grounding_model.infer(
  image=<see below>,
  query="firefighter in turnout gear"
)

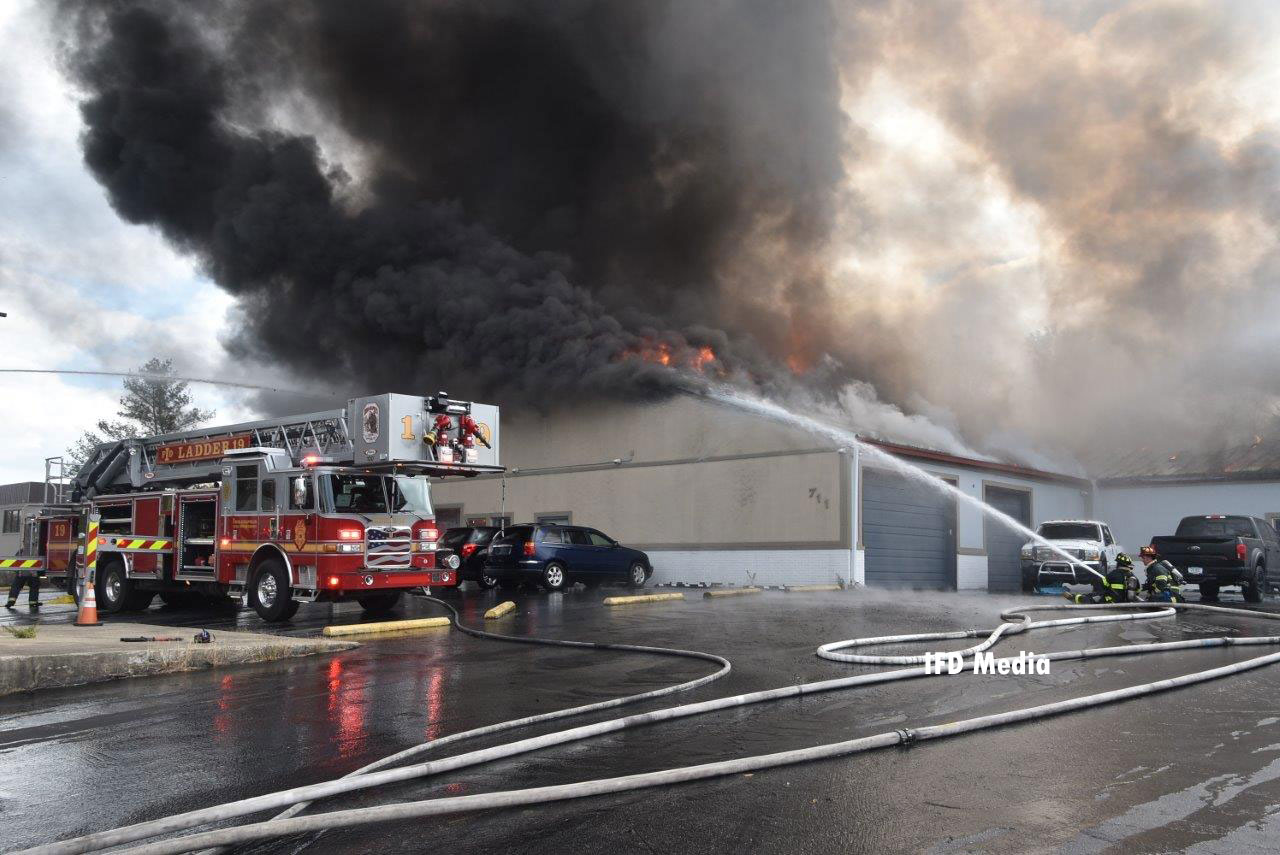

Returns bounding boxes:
[5,565,42,610]
[1064,552,1140,604]
[1138,545,1184,602]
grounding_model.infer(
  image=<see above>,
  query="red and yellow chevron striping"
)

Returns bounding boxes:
[101,537,174,552]
[0,558,43,569]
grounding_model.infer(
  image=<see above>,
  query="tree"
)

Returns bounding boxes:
[67,358,215,471]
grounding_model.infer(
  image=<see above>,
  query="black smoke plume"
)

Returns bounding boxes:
[60,0,845,410]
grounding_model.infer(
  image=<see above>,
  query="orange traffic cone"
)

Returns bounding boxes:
[74,515,103,627]
[73,579,102,627]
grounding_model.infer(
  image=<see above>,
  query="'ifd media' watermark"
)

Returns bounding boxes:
[922,651,1050,675]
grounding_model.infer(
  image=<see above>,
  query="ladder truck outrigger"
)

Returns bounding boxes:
[9,393,500,621]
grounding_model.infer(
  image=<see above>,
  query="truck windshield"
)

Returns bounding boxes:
[324,474,434,515]
[1175,516,1255,538]
[389,476,432,513]
[1037,523,1099,541]
[325,475,389,514]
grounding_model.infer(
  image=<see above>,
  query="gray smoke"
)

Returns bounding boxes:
[55,0,1280,469]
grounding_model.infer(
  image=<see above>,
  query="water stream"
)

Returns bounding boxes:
[702,386,1104,583]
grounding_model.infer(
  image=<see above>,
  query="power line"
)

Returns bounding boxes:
[0,368,330,395]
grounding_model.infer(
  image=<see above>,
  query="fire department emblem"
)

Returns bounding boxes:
[292,519,308,551]
[362,402,380,443]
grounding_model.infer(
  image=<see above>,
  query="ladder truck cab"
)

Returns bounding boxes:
[27,393,500,621]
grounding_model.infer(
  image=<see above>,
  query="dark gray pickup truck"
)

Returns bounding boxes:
[1150,515,1280,602]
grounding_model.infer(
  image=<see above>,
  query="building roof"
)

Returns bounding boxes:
[1092,436,1280,485]
[0,482,45,506]
[860,437,1092,488]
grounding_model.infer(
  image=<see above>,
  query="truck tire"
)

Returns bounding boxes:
[1021,571,1035,593]
[477,572,499,590]
[1244,565,1266,604]
[249,559,295,622]
[95,559,128,614]
[357,591,403,614]
[1199,580,1220,602]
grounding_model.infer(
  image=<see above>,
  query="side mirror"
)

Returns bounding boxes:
[292,476,310,509]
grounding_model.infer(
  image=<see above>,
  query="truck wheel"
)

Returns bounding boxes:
[541,562,567,592]
[1199,580,1220,602]
[357,591,403,614]
[477,572,499,590]
[249,560,295,622]
[1244,566,1266,604]
[95,560,128,614]
[1021,572,1035,593]
[627,562,648,589]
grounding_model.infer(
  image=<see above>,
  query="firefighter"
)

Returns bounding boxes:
[1138,545,1184,602]
[5,564,42,610]
[1064,553,1139,604]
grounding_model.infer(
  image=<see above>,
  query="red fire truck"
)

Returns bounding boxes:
[11,392,500,621]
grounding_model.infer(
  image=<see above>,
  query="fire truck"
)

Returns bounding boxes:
[10,392,500,621]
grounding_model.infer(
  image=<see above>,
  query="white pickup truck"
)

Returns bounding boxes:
[1019,519,1123,591]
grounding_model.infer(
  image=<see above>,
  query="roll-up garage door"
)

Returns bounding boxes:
[862,468,956,589]
[983,485,1031,592]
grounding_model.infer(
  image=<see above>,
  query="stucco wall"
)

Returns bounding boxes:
[1095,481,1280,552]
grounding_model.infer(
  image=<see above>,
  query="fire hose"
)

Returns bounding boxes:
[18,600,1280,855]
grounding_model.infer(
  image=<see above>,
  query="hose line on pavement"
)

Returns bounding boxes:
[18,601,1280,855]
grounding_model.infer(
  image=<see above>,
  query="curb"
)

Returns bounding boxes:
[0,638,357,697]
[322,616,451,637]
[603,593,685,607]
[784,584,845,593]
[485,601,516,619]
[703,587,763,599]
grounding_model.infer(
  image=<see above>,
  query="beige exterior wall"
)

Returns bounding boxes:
[429,395,850,549]
[492,394,832,470]
[430,449,847,549]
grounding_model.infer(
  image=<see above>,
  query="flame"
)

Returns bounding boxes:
[786,353,811,375]
[619,339,717,374]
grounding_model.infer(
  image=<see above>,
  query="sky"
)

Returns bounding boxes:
[4,0,1280,484]
[0,1,259,484]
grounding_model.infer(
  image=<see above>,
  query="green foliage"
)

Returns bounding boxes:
[3,625,37,639]
[67,358,215,471]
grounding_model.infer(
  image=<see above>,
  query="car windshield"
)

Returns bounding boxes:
[389,475,432,513]
[440,528,471,548]
[493,526,533,544]
[1037,523,1099,541]
[1175,517,1255,538]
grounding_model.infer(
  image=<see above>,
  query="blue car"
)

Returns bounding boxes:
[484,524,652,592]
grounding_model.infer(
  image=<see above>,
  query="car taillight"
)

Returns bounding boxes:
[1237,542,1248,560]
[338,528,363,541]
[523,541,536,556]
[461,543,478,558]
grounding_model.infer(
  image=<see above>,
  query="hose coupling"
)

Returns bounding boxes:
[895,728,917,747]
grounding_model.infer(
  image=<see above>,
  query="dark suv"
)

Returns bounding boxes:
[437,526,502,589]
[484,524,652,592]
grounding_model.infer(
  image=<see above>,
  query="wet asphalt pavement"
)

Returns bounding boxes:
[4,586,1280,854]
